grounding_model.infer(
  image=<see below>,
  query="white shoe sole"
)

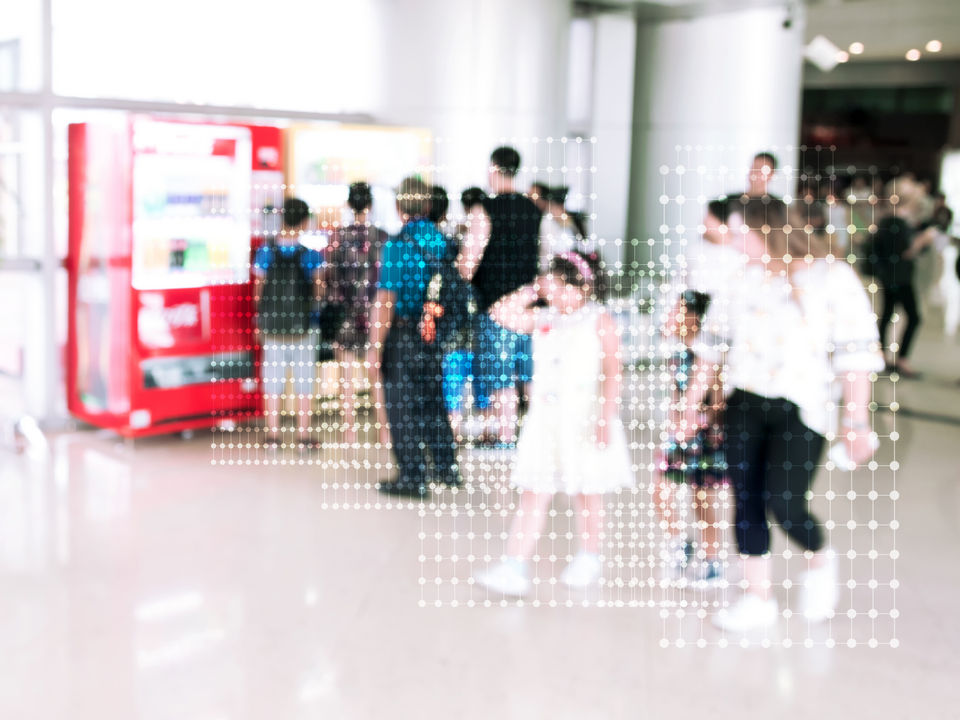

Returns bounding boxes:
[474,573,530,597]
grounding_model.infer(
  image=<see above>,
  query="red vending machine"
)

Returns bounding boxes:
[67,117,282,437]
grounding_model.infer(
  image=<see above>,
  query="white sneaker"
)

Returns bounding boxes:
[798,553,839,621]
[560,551,603,588]
[475,557,530,597]
[712,594,779,632]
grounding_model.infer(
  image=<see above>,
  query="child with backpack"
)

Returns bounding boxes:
[321,182,388,445]
[474,251,634,595]
[254,197,324,448]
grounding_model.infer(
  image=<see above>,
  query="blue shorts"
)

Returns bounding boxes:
[473,314,532,399]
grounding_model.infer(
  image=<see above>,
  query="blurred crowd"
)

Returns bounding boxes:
[251,147,956,631]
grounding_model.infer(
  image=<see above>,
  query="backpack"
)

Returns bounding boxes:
[256,241,314,335]
[321,225,380,341]
[418,242,477,353]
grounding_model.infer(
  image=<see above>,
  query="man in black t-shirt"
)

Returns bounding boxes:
[458,146,541,445]
[704,151,782,250]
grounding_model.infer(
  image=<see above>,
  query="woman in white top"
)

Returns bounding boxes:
[705,199,883,633]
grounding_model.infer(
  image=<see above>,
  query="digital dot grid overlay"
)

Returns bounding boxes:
[209,140,898,648]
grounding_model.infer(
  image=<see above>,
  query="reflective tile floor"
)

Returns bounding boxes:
[1,325,958,720]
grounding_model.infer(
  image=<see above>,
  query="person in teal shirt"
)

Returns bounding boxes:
[377,220,448,317]
[368,177,461,498]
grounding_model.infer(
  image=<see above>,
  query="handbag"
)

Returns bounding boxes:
[316,301,347,344]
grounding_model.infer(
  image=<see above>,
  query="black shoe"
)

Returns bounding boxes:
[377,479,429,498]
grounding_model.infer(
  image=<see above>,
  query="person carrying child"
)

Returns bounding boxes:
[474,251,634,595]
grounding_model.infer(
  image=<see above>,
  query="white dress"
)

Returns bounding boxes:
[511,304,635,494]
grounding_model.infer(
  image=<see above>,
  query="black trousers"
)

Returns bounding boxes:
[878,282,921,359]
[382,319,457,485]
[726,390,826,556]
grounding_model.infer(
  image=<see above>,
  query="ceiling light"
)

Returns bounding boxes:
[805,35,842,72]
[926,40,942,53]
[836,51,850,63]
[849,42,864,55]
[905,48,921,61]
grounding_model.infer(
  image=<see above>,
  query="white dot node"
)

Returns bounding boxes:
[890,520,900,530]
[890,579,900,589]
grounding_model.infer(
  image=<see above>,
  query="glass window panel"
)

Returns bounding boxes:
[0,0,42,92]
[0,108,44,259]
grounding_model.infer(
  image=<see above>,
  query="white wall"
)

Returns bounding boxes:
[370,0,571,204]
[589,14,636,265]
[53,0,385,113]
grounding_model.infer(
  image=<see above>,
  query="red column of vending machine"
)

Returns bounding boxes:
[67,117,282,437]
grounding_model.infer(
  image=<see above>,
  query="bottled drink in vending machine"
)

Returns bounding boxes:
[169,238,187,269]
[184,238,209,272]
[148,236,167,272]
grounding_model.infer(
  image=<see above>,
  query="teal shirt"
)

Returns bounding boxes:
[378,219,448,318]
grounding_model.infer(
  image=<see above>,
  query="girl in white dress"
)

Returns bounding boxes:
[475,251,634,596]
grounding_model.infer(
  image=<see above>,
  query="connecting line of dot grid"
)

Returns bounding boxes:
[205,144,898,647]
[650,153,899,647]
[411,152,899,647]
[209,139,598,469]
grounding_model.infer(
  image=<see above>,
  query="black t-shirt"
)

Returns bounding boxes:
[873,215,915,287]
[472,192,541,312]
[708,193,784,224]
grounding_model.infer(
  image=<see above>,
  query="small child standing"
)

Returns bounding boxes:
[475,251,634,596]
[654,290,728,586]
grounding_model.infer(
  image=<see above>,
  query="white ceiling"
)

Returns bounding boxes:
[806,0,960,60]
[590,0,960,60]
